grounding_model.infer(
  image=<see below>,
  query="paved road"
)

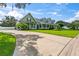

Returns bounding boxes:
[59,35,79,56]
[0,30,72,56]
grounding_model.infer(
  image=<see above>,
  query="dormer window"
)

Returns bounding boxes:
[28,18,30,20]
[27,18,31,22]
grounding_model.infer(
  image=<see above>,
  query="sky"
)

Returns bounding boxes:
[0,3,79,22]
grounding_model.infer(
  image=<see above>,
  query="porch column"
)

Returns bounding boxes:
[41,24,43,29]
[45,24,47,29]
[35,24,37,29]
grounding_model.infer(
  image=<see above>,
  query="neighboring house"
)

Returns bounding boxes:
[0,21,2,24]
[62,26,70,29]
[0,20,3,27]
[19,13,55,29]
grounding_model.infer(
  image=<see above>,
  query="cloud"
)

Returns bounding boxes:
[74,11,79,17]
[0,11,7,20]
[7,10,23,19]
[0,8,43,20]
[56,3,62,5]
[65,11,79,22]
[0,4,24,20]
[52,12,58,15]
[36,9,43,12]
[0,11,6,16]
[48,12,58,15]
[0,7,24,20]
[56,3,69,5]
[30,11,42,15]
[64,18,75,23]
[47,11,62,17]
[26,10,43,15]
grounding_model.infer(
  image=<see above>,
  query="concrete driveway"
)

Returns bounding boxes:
[0,30,72,56]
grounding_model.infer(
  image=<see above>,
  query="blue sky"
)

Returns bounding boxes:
[0,3,79,22]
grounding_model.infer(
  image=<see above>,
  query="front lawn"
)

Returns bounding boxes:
[26,30,79,38]
[0,32,16,56]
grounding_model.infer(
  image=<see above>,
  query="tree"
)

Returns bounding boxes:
[15,3,31,10]
[56,21,65,27]
[46,18,55,24]
[1,16,17,27]
[11,3,14,11]
[56,20,68,29]
[54,24,61,30]
[69,20,79,30]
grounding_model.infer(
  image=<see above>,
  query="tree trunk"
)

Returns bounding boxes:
[12,3,14,11]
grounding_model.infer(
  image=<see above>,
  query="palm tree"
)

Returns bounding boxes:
[0,3,7,7]
[15,3,30,10]
[9,3,15,11]
[11,3,14,11]
[6,3,30,12]
[0,3,31,12]
[0,3,14,11]
[15,3,31,13]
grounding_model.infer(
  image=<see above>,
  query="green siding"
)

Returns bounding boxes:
[20,13,36,24]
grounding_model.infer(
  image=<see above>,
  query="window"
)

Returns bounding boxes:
[28,18,31,22]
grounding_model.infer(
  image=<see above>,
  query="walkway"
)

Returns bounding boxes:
[0,30,72,56]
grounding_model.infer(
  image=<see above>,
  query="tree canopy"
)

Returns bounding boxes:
[1,16,17,27]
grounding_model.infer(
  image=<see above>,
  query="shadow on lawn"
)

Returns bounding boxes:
[13,33,43,56]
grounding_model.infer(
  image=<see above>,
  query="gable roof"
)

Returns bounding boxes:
[20,13,55,24]
[20,13,37,24]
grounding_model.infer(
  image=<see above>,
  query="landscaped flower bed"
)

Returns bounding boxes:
[0,32,16,56]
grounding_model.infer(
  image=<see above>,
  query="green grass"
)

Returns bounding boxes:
[26,30,79,38]
[0,32,16,56]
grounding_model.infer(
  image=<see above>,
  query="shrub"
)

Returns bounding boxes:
[54,24,62,30]
[16,23,28,30]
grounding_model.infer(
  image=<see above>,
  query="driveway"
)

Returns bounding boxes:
[0,30,72,56]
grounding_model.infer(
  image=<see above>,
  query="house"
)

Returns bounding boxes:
[62,26,70,29]
[19,13,55,30]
